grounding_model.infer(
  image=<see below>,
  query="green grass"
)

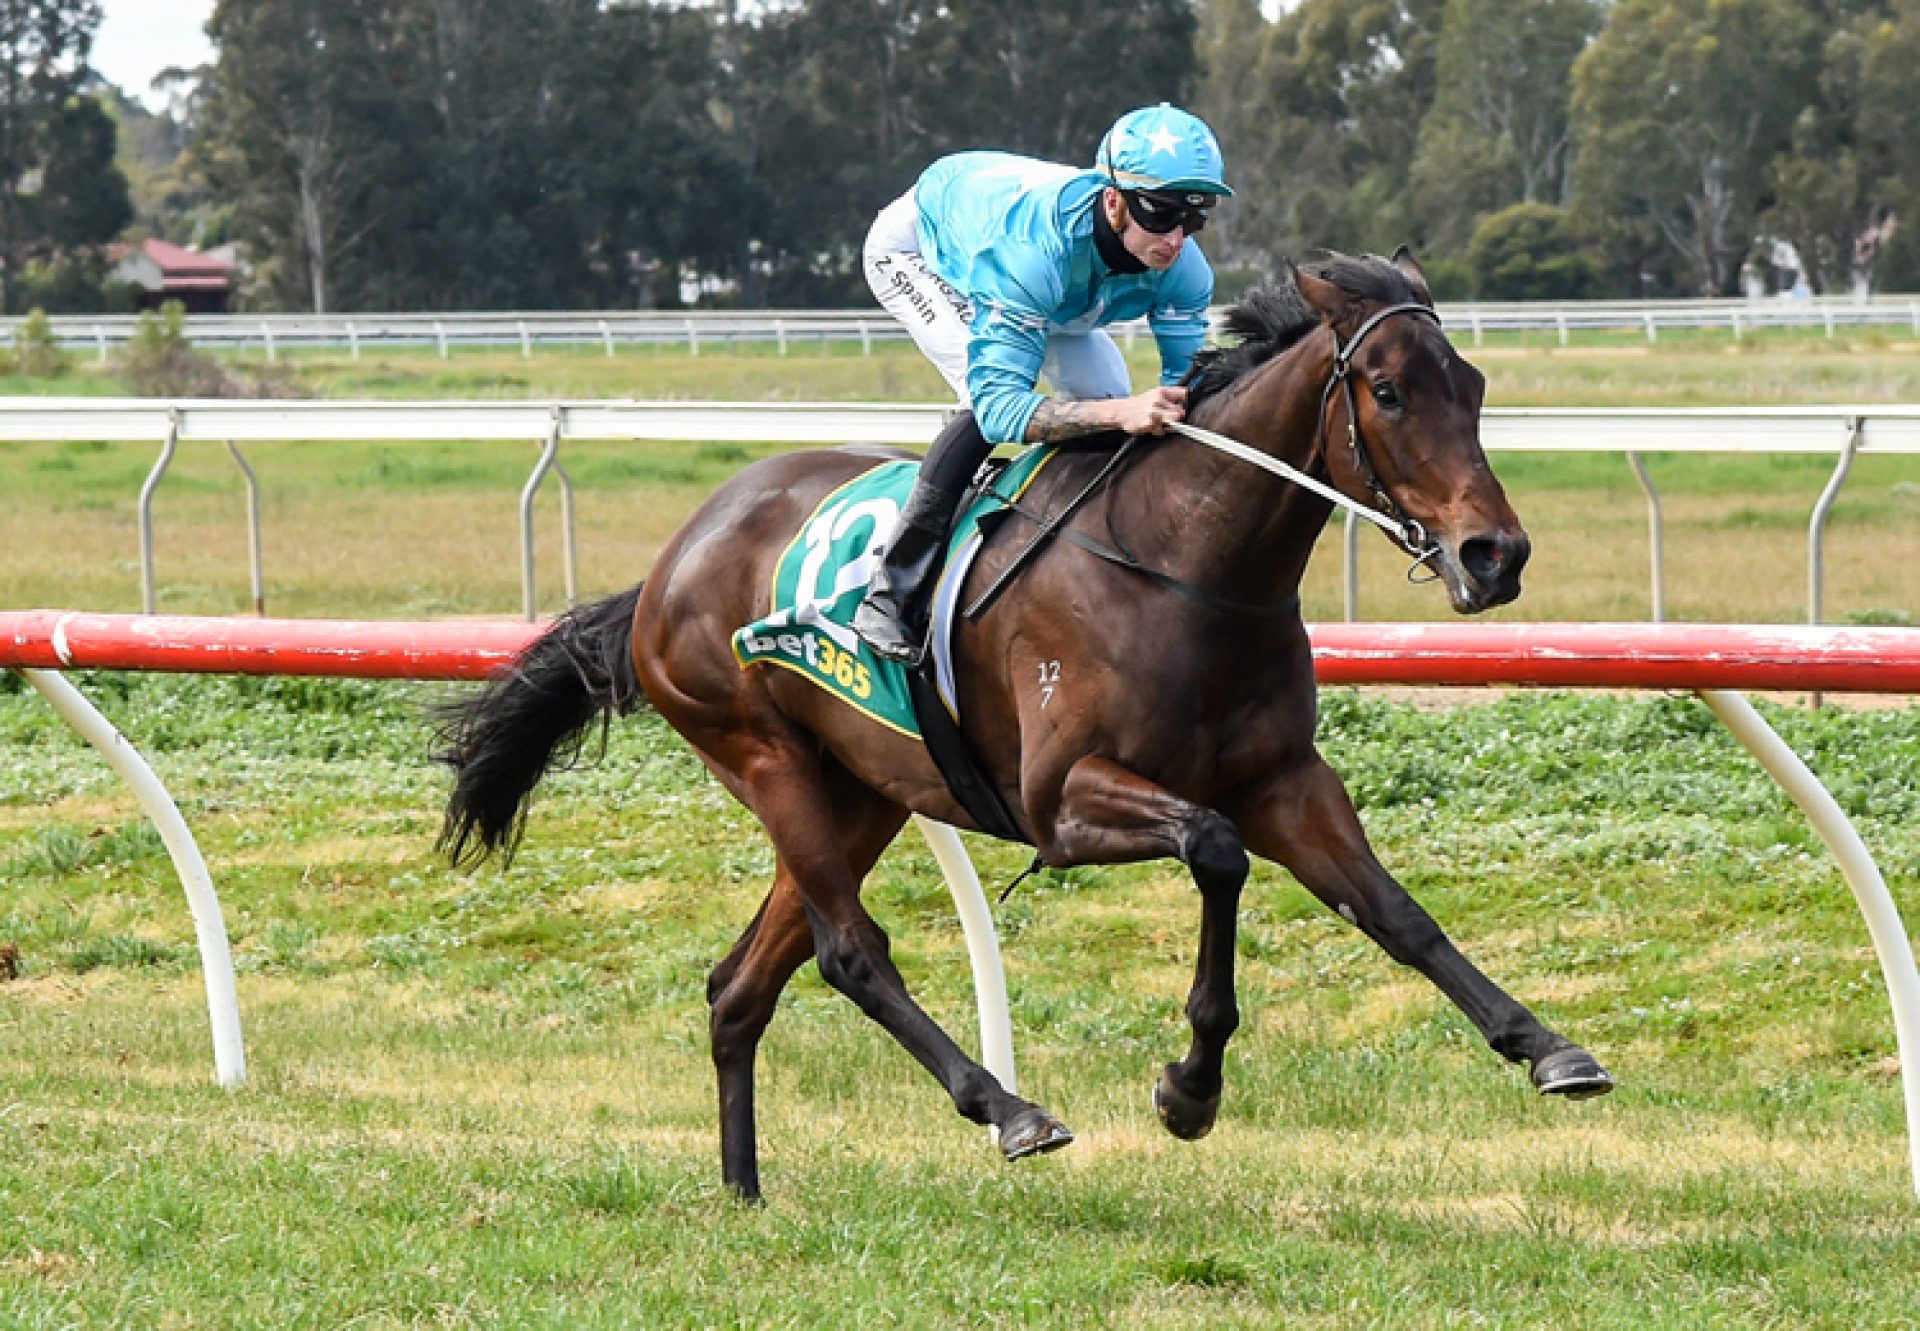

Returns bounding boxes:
[2,677,1918,1327]
[2,329,1919,1325]
[3,338,1918,622]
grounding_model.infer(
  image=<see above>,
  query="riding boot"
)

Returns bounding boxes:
[853,411,992,664]
[852,477,965,665]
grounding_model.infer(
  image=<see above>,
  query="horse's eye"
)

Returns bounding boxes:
[1370,382,1401,411]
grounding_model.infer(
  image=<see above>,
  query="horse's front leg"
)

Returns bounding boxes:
[1042,756,1251,1140]
[1233,753,1612,1098]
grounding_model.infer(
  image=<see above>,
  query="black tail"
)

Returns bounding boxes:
[434,585,646,868]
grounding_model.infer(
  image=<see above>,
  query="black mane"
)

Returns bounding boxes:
[1183,253,1420,413]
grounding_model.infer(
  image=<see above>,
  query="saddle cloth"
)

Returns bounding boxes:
[731,445,1061,736]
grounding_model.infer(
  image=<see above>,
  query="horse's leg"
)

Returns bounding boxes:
[1042,756,1251,1140]
[1236,755,1612,1097]
[707,877,812,1202]
[731,740,1072,1161]
[706,778,908,1202]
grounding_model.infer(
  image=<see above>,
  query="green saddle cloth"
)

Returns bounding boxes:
[731,445,1060,736]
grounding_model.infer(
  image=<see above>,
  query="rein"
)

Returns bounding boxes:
[961,300,1449,618]
[1171,299,1445,579]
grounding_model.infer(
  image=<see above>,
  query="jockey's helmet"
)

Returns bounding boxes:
[1096,104,1234,198]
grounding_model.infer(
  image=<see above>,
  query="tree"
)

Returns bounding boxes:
[1570,0,1823,295]
[199,0,397,311]
[1467,202,1597,299]
[0,0,130,313]
[1411,0,1603,256]
[1196,0,1445,275]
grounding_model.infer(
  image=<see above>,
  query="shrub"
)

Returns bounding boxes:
[7,308,71,378]
[116,301,235,396]
[1467,203,1599,301]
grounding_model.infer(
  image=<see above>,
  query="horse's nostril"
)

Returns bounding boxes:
[1459,533,1530,587]
[1459,537,1506,584]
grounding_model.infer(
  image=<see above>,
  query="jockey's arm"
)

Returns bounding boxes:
[965,254,1189,446]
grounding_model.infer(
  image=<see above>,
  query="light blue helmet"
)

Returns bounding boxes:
[1096,104,1233,198]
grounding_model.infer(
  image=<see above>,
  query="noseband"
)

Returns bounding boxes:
[1315,300,1444,573]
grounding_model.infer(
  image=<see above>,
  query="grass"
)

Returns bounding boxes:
[2,677,1917,1326]
[2,328,1918,1325]
[1,338,1917,622]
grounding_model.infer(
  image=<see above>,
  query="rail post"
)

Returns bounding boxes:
[775,319,787,357]
[138,408,181,615]
[1470,309,1484,347]
[518,320,532,360]
[686,319,700,357]
[95,324,108,362]
[600,319,615,358]
[225,441,267,615]
[859,320,872,357]
[434,321,449,360]
[1556,310,1569,347]
[347,321,360,361]
[262,323,276,364]
[519,407,571,620]
[17,667,246,1089]
[1697,688,1920,1196]
[1628,452,1666,621]
[1343,509,1360,622]
[1809,416,1861,629]
[1644,312,1657,344]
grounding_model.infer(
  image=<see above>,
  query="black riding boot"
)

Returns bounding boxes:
[853,412,991,664]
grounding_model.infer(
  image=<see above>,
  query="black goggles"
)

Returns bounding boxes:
[1123,189,1215,235]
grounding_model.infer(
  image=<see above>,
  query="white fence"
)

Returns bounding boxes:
[2,399,1916,622]
[12,295,1920,360]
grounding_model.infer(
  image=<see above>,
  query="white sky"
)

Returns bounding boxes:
[94,0,216,107]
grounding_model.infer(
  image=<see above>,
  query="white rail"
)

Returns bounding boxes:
[2,400,1916,622]
[13,295,1920,359]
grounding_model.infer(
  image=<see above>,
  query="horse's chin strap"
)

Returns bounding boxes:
[1170,299,1445,584]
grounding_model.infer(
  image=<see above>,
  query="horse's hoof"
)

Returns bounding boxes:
[999,1107,1074,1161]
[1532,1046,1615,1100]
[1153,1066,1221,1141]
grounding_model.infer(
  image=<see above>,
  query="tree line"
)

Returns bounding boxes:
[9,0,1920,313]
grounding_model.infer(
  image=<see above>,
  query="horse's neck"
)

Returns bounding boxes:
[1110,333,1336,606]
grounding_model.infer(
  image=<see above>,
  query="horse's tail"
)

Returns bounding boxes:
[434,584,647,869]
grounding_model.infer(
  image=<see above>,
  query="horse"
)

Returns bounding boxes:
[435,249,1613,1202]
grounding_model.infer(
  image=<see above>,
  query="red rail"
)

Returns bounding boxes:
[4,611,1920,692]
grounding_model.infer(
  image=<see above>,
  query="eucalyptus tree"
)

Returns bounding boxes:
[0,0,128,312]
[1411,0,1604,256]
[1570,0,1823,295]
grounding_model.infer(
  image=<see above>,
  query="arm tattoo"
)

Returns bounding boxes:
[1024,399,1110,443]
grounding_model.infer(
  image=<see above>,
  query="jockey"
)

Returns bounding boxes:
[853,103,1233,663]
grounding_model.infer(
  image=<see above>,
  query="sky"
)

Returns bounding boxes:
[94,0,216,107]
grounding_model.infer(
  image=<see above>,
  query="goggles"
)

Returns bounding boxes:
[1122,189,1215,235]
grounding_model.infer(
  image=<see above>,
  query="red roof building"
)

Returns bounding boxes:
[112,239,236,313]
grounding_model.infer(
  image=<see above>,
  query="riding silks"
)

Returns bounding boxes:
[731,444,1059,739]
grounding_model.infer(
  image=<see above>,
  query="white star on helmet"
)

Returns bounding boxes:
[1143,126,1182,158]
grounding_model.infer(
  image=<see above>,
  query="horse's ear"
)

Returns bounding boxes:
[1288,261,1352,327]
[1391,245,1434,307]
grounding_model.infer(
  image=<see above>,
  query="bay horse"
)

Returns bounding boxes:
[436,250,1612,1201]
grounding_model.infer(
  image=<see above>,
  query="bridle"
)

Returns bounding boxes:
[1314,299,1444,573]
[1168,298,1447,580]
[972,299,1456,619]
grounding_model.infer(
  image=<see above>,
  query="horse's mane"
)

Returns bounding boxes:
[1184,253,1419,414]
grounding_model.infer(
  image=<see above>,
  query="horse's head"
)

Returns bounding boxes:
[1290,250,1528,614]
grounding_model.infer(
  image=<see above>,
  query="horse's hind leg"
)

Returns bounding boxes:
[726,743,1071,1165]
[1041,757,1252,1141]
[707,876,813,1202]
[1236,755,1612,1098]
[706,780,913,1202]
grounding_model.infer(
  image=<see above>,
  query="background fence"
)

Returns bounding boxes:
[14,295,1920,362]
[3,398,1915,624]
